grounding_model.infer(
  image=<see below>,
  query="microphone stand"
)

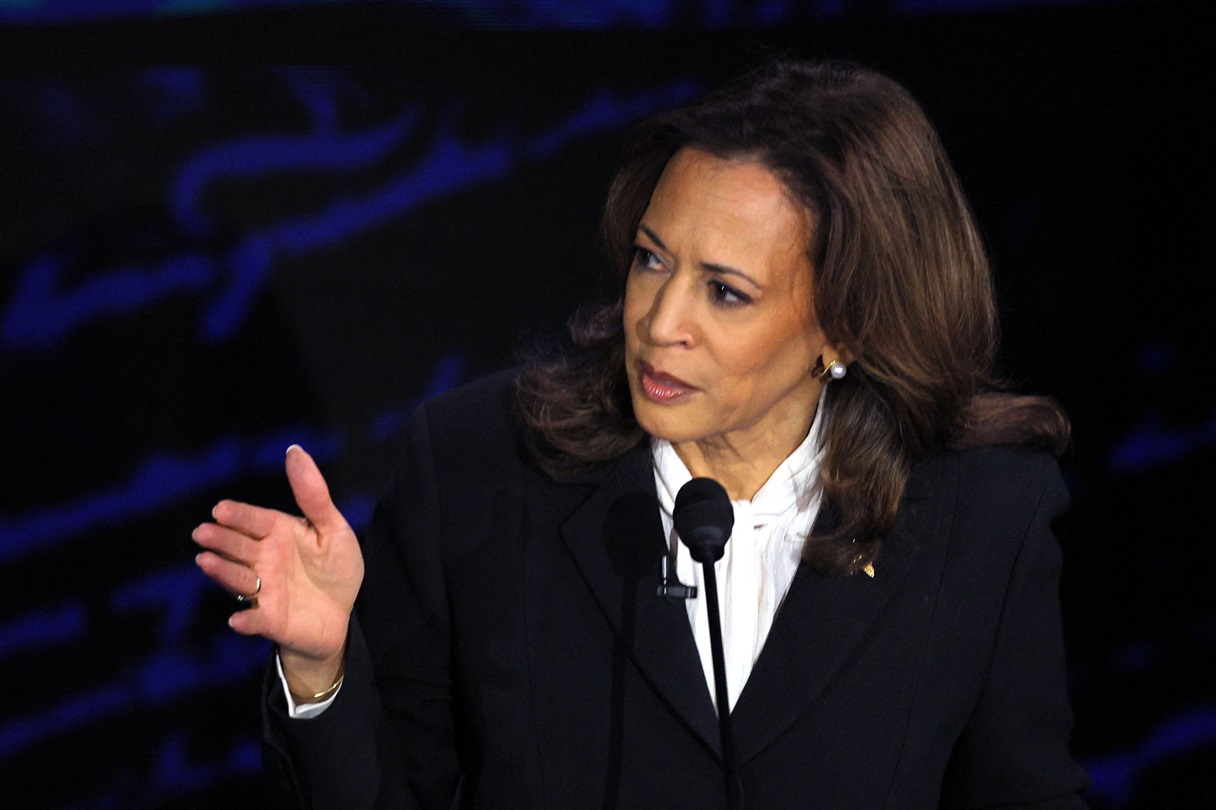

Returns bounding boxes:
[674,476,743,809]
[701,562,743,810]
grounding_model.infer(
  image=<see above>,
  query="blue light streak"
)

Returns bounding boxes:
[3,79,701,352]
[0,628,269,761]
[1106,408,1216,475]
[112,564,210,646]
[2,252,215,352]
[0,353,462,564]
[0,428,342,564]
[1085,704,1216,807]
[0,0,1105,27]
[171,101,421,234]
[0,602,86,659]
[150,732,261,793]
[370,352,464,440]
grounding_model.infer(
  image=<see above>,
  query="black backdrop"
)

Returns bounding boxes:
[1,3,1212,807]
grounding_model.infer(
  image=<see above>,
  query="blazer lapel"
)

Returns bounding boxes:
[730,457,945,763]
[554,445,723,758]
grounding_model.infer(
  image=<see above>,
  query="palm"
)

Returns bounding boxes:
[193,445,364,664]
[256,509,363,660]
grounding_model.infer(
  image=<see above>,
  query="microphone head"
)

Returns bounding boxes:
[674,478,734,564]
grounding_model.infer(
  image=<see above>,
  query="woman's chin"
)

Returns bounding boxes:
[633,402,699,446]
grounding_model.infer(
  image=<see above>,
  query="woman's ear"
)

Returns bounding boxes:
[813,346,851,381]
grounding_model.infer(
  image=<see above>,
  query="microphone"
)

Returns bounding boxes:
[674,478,734,564]
[673,478,743,810]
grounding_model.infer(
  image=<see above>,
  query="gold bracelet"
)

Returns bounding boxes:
[291,675,344,704]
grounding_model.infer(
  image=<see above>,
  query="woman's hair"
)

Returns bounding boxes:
[516,59,1069,576]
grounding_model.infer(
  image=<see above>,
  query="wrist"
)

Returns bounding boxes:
[289,673,343,704]
[281,645,346,704]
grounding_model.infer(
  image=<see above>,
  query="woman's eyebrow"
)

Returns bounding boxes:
[701,261,762,290]
[638,224,762,289]
[637,224,668,251]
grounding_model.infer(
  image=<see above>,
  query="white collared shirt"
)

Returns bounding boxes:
[651,399,825,714]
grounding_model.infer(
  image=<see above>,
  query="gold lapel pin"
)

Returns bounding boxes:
[863,562,876,578]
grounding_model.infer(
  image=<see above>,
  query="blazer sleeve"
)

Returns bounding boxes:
[261,400,462,809]
[939,453,1089,808]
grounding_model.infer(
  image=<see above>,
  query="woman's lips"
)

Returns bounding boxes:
[637,362,697,403]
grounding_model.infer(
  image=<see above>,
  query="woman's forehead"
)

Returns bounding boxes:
[641,148,813,260]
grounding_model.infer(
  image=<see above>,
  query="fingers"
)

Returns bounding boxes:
[226,591,279,638]
[192,522,259,563]
[211,498,281,539]
[227,605,266,636]
[194,550,270,639]
[285,445,346,534]
[195,550,261,600]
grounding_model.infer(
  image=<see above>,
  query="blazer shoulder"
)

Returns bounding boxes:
[919,444,1067,508]
[966,444,1066,507]
[915,445,1069,569]
[424,367,520,430]
[413,367,527,470]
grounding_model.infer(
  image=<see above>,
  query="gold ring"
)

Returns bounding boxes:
[235,576,262,603]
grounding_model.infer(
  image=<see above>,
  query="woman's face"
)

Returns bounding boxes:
[623,147,830,460]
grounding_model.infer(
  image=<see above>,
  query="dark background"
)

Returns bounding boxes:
[1,1,1211,807]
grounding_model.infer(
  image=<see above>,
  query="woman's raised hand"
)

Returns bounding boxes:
[193,445,365,692]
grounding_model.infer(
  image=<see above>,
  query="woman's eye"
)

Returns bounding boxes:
[632,246,665,272]
[710,281,750,306]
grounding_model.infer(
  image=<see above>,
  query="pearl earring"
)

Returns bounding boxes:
[818,359,847,381]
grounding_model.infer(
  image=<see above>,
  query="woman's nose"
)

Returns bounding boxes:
[645,276,696,347]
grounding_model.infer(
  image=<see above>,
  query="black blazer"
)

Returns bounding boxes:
[263,370,1088,809]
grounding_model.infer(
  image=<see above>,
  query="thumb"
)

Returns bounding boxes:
[284,445,345,533]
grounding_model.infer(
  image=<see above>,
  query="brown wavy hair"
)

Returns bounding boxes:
[516,59,1069,576]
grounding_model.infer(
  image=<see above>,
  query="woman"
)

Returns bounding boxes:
[194,60,1087,807]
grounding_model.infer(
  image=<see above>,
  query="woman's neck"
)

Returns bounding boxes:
[671,419,814,501]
